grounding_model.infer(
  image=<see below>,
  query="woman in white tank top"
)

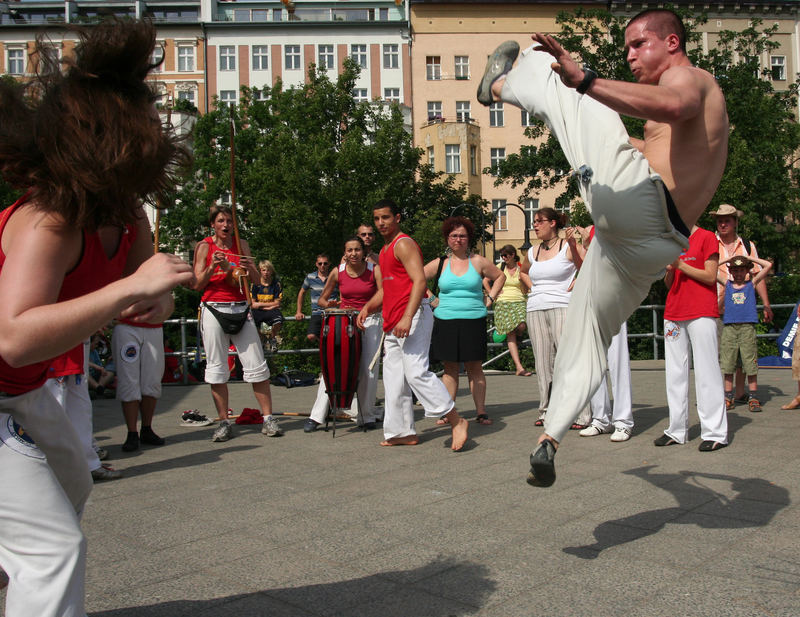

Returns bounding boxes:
[520,207,590,428]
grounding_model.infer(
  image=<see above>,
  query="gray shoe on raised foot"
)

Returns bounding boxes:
[261,415,284,437]
[477,41,520,106]
[212,420,233,442]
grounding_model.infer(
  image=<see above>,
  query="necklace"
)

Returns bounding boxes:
[540,239,555,251]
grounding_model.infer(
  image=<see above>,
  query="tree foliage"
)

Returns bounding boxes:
[494,8,800,274]
[162,59,478,290]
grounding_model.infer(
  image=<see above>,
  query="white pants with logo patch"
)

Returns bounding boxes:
[113,323,164,402]
[200,303,270,384]
[0,387,89,617]
[501,46,688,443]
[663,317,728,444]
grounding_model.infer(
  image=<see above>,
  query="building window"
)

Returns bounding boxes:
[384,88,400,103]
[427,146,435,170]
[220,90,237,105]
[272,8,282,21]
[252,9,268,21]
[353,88,368,103]
[252,45,269,70]
[455,101,471,122]
[454,55,469,79]
[383,44,398,69]
[771,55,786,81]
[285,45,301,70]
[490,148,506,176]
[521,110,535,127]
[178,46,195,72]
[220,45,236,71]
[151,46,164,72]
[445,144,461,174]
[470,145,477,175]
[233,9,250,22]
[252,89,267,101]
[318,44,334,70]
[7,48,24,75]
[494,200,507,231]
[427,101,442,121]
[524,198,539,230]
[426,56,441,80]
[489,102,504,127]
[350,44,367,69]
[177,89,195,105]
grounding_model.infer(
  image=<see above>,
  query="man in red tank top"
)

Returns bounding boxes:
[358,200,468,450]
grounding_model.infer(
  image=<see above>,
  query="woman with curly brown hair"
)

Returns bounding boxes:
[0,20,193,616]
[425,216,505,425]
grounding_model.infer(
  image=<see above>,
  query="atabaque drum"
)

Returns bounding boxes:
[319,310,362,410]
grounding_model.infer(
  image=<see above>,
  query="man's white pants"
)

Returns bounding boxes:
[382,301,453,440]
[0,387,89,617]
[310,313,382,424]
[501,46,688,443]
[663,317,728,444]
[589,322,633,430]
[113,323,164,402]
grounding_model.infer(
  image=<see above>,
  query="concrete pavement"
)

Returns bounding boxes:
[6,362,800,616]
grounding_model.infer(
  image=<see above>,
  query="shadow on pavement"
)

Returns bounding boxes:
[89,558,497,617]
[563,466,789,559]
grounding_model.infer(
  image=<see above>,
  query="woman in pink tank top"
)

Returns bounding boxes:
[306,237,384,431]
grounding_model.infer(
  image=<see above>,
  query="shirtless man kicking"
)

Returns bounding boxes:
[358,199,469,450]
[476,8,729,486]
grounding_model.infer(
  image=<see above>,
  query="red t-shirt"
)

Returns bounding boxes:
[379,233,420,333]
[664,228,719,321]
[199,236,246,303]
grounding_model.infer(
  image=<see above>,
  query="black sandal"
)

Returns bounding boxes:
[475,414,493,425]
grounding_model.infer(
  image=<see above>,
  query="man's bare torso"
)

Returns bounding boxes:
[643,66,728,229]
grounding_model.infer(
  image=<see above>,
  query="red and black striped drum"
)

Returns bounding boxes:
[319,309,362,410]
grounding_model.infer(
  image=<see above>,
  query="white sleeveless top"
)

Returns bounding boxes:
[526,243,576,311]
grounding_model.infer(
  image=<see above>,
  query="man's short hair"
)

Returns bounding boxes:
[373,198,400,216]
[628,9,686,53]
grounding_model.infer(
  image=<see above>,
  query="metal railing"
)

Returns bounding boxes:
[163,303,793,384]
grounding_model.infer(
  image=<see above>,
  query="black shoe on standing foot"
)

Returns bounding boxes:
[122,431,140,452]
[139,426,165,447]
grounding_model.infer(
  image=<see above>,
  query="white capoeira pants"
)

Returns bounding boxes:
[501,45,689,443]
[382,300,454,439]
[200,302,270,384]
[113,323,164,402]
[589,322,633,430]
[0,387,89,617]
[663,317,728,444]
[310,313,383,424]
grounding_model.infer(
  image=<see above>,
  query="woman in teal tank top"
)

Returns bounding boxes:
[424,217,505,425]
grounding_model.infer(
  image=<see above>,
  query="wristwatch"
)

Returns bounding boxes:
[576,66,597,95]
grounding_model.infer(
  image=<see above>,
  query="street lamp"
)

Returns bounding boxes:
[492,202,532,261]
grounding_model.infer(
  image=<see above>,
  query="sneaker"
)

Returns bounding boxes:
[180,410,213,427]
[261,415,284,437]
[725,397,735,411]
[748,397,762,413]
[610,427,632,442]
[122,431,139,452]
[477,41,520,106]
[579,425,611,437]
[140,427,165,447]
[304,418,320,433]
[653,434,680,447]
[94,446,109,461]
[269,337,279,354]
[92,464,123,482]
[212,420,233,442]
